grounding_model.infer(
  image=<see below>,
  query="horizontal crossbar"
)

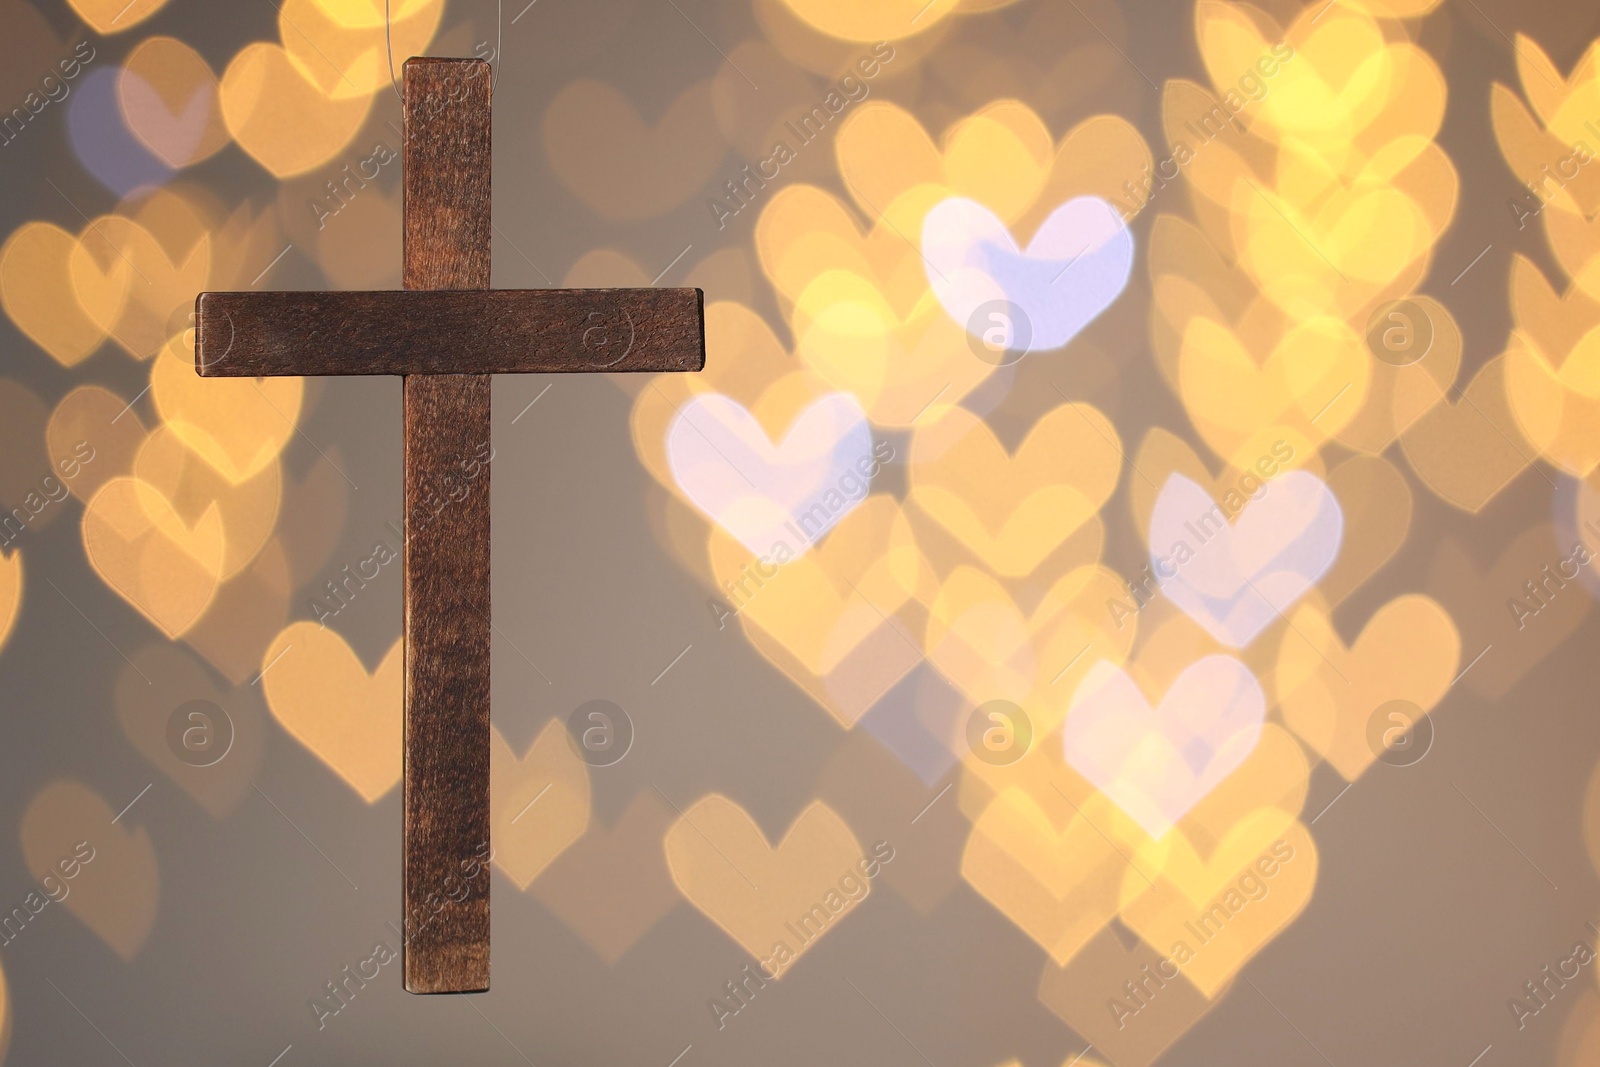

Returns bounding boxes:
[195,288,705,376]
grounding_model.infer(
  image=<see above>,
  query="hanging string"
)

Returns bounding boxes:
[489,0,504,88]
[384,0,503,103]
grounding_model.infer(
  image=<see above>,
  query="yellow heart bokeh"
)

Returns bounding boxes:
[68,209,211,361]
[0,549,19,655]
[1428,524,1590,701]
[926,565,1134,735]
[1400,354,1532,513]
[1490,36,1600,221]
[135,426,282,581]
[119,37,229,169]
[21,780,159,960]
[1276,594,1459,780]
[910,403,1122,577]
[220,42,373,178]
[0,222,106,367]
[1038,924,1217,1067]
[1318,454,1412,608]
[1178,314,1368,469]
[836,100,1053,225]
[962,786,1146,964]
[528,790,680,964]
[1119,820,1317,998]
[710,495,929,727]
[1132,807,1299,911]
[491,719,591,890]
[1336,295,1459,454]
[761,112,1148,309]
[776,0,961,41]
[182,537,294,686]
[82,476,225,638]
[1148,215,1257,391]
[67,0,167,32]
[792,270,990,426]
[664,795,874,974]
[758,183,949,316]
[279,0,442,101]
[1510,254,1600,366]
[1234,181,1437,319]
[1505,331,1600,477]
[305,0,436,26]
[47,385,147,503]
[260,622,401,801]
[151,333,303,485]
[1121,724,1311,900]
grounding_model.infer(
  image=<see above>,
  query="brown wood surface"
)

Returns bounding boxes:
[194,288,705,377]
[401,56,493,995]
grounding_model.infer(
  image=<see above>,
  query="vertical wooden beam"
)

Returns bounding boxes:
[401,57,493,994]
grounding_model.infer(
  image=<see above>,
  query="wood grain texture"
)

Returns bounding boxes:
[193,288,705,376]
[402,56,492,996]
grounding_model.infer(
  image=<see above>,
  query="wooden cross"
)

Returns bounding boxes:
[194,58,704,994]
